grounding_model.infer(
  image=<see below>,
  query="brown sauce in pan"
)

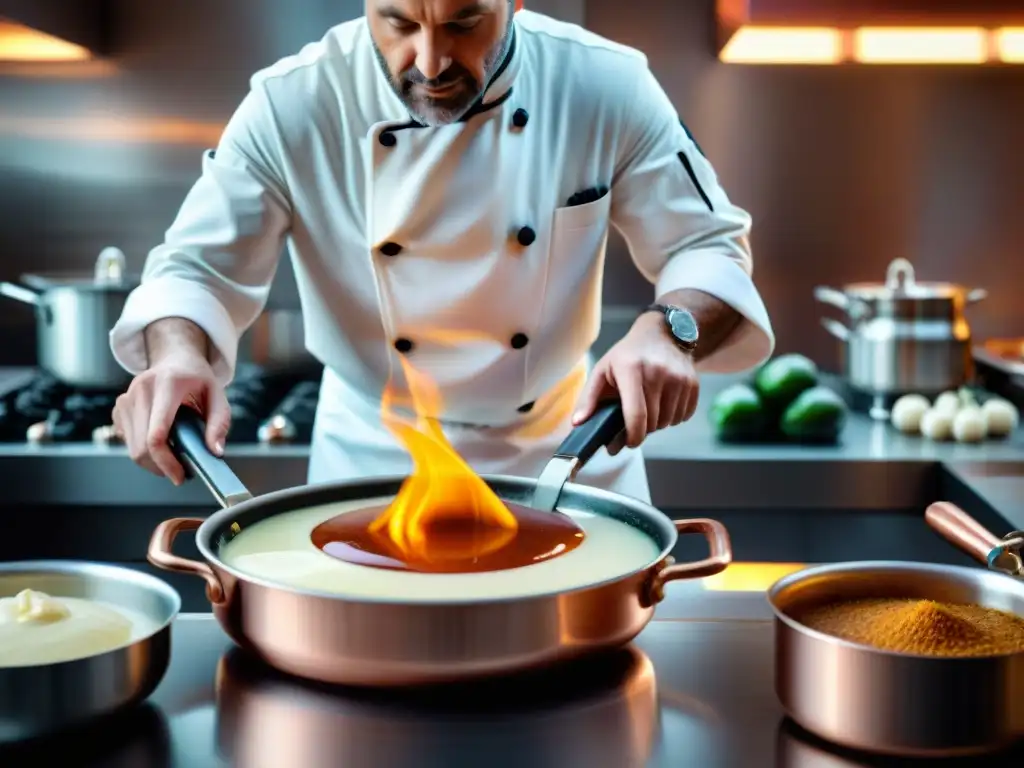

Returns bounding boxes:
[310,502,585,574]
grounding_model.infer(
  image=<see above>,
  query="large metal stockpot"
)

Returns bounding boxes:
[147,408,733,687]
[815,258,986,417]
[769,559,1024,757]
[0,561,180,743]
[0,248,137,390]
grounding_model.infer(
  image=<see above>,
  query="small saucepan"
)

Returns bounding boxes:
[0,561,180,743]
[146,402,733,687]
[768,502,1024,758]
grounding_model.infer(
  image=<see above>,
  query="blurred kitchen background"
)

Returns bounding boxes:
[1,0,1023,368]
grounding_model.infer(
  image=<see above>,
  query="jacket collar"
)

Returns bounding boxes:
[368,18,522,125]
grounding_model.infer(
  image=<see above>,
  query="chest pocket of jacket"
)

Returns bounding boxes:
[537,192,613,377]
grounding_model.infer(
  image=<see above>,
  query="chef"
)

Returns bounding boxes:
[109,0,774,504]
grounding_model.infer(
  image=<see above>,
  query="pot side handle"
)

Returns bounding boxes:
[147,517,226,604]
[925,501,1023,577]
[0,281,41,306]
[170,408,254,508]
[813,286,871,320]
[647,518,732,603]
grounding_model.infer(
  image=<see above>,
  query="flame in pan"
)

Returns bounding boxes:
[369,358,518,564]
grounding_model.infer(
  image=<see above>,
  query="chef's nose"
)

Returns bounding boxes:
[415,33,452,81]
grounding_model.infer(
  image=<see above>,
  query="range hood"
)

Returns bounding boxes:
[717,0,1024,64]
[0,0,112,61]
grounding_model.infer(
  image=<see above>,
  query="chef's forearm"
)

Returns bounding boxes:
[143,317,212,368]
[656,288,743,362]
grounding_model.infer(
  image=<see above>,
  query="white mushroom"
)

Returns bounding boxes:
[890,394,930,434]
[920,408,953,441]
[933,391,961,417]
[952,406,987,444]
[982,398,1019,438]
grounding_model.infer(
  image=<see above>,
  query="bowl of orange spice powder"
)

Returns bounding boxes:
[768,559,1024,759]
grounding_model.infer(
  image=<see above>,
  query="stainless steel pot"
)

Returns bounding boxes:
[237,307,319,373]
[146,405,733,687]
[815,258,986,414]
[0,248,137,390]
[0,561,180,742]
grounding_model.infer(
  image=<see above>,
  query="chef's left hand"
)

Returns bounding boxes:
[572,312,699,456]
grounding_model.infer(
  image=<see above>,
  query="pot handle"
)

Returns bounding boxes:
[646,518,732,604]
[147,517,226,604]
[820,318,850,341]
[812,286,871,321]
[0,281,41,306]
[169,408,254,508]
[925,501,1024,577]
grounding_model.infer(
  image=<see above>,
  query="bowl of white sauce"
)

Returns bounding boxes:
[0,560,180,743]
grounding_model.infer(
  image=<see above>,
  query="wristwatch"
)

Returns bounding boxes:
[643,303,699,352]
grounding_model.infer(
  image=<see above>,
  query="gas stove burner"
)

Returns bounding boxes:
[258,414,297,444]
[92,425,122,445]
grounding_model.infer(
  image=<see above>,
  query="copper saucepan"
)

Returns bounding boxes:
[146,403,732,686]
[767,502,1024,758]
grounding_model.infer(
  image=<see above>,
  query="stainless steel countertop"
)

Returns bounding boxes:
[1,369,1021,529]
[5,588,1021,766]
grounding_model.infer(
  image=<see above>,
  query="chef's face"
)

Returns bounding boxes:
[368,0,515,126]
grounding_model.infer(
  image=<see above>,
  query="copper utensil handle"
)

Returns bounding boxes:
[925,501,1002,566]
[147,517,225,604]
[648,518,732,603]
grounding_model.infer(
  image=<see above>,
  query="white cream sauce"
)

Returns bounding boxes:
[0,589,160,668]
[219,499,661,601]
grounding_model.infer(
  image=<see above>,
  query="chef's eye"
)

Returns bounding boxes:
[388,18,418,33]
[447,17,482,32]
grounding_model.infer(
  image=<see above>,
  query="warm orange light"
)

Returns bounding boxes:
[720,25,1024,65]
[368,359,519,565]
[702,562,807,592]
[853,26,987,64]
[0,116,225,146]
[0,19,92,62]
[995,27,1024,62]
[720,26,842,64]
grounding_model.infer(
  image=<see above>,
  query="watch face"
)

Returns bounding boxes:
[667,308,698,344]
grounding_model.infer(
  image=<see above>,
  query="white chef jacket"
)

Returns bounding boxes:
[109,10,775,504]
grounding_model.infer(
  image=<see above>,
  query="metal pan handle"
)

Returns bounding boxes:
[170,408,253,508]
[925,501,1024,576]
[147,517,225,604]
[553,400,625,465]
[645,518,733,605]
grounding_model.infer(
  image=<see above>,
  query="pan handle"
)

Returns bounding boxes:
[147,517,226,604]
[169,408,254,508]
[553,400,625,466]
[925,501,1024,576]
[646,518,733,604]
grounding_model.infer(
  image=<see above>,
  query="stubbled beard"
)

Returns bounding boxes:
[373,19,514,126]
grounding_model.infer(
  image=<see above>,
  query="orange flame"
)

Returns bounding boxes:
[368,358,519,565]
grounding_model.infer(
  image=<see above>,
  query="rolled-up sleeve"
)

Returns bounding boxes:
[610,64,774,373]
[109,84,292,385]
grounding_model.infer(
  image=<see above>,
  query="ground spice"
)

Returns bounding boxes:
[791,598,1024,657]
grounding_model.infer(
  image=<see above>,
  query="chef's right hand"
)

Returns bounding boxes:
[112,352,230,485]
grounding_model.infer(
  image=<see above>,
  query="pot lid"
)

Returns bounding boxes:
[844,258,970,300]
[21,247,140,290]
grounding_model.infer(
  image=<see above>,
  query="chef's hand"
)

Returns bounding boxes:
[572,312,699,456]
[112,352,230,485]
